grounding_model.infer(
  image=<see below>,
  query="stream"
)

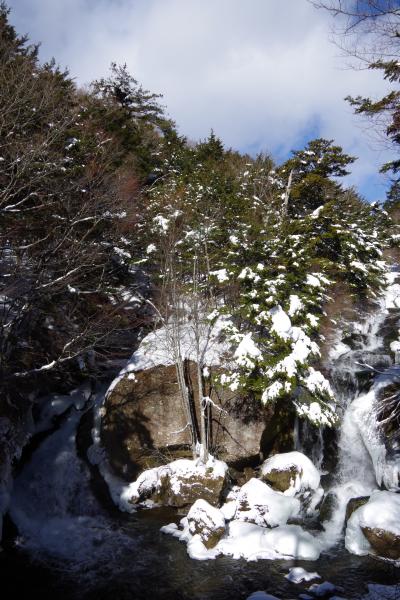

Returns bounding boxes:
[2,273,400,599]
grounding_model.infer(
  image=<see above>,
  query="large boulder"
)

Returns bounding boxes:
[101,360,270,480]
[361,527,400,560]
[345,496,369,524]
[187,499,226,549]
[345,490,400,559]
[127,456,229,508]
[260,451,320,495]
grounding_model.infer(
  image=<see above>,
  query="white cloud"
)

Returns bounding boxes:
[8,0,393,199]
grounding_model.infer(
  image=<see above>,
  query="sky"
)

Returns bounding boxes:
[7,0,394,201]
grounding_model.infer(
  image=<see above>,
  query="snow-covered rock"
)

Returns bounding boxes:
[345,490,400,559]
[234,478,300,527]
[260,451,320,495]
[285,567,321,584]
[125,456,228,508]
[187,499,225,549]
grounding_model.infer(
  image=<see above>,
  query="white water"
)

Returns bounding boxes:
[320,268,400,550]
[9,390,137,582]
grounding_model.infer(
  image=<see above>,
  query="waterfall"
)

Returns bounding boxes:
[9,388,137,582]
[319,267,400,549]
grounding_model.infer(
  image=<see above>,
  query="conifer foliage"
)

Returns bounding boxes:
[0,3,394,448]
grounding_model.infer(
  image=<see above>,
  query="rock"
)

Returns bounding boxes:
[361,527,400,560]
[345,496,369,524]
[261,464,298,492]
[128,456,229,508]
[308,581,337,598]
[260,451,320,495]
[285,567,321,584]
[101,361,269,480]
[319,492,338,523]
[345,490,400,559]
[187,499,226,549]
[234,478,300,528]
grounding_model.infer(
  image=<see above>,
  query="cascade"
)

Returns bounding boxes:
[8,388,136,582]
[320,266,400,549]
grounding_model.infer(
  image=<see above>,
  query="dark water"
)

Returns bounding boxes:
[2,500,400,600]
[1,398,400,600]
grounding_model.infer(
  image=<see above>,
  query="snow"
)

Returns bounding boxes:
[106,314,231,397]
[153,214,169,232]
[218,521,321,561]
[307,274,323,287]
[234,478,300,527]
[234,333,262,368]
[187,499,225,543]
[345,490,400,557]
[306,273,331,288]
[260,451,320,496]
[35,385,91,434]
[269,305,292,336]
[125,456,228,505]
[349,376,400,491]
[329,341,351,361]
[146,243,156,254]
[211,268,229,282]
[288,294,304,317]
[385,272,400,309]
[285,567,321,584]
[390,340,400,353]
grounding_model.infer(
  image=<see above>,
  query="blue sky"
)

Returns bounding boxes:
[7,0,394,201]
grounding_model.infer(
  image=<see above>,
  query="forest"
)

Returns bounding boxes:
[0,1,400,599]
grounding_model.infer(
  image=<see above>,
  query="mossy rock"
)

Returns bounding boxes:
[188,516,225,549]
[345,496,369,524]
[362,526,400,560]
[262,466,299,492]
[153,471,228,508]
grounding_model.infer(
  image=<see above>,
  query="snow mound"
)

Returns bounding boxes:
[187,499,226,548]
[234,478,300,527]
[218,521,321,561]
[260,451,320,496]
[162,517,321,562]
[285,567,321,584]
[345,490,400,557]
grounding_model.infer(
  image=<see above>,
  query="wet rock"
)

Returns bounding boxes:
[319,492,338,523]
[361,527,400,560]
[187,499,226,549]
[345,496,369,524]
[308,581,337,598]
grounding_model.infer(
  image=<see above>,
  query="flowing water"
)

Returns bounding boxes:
[2,273,400,599]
